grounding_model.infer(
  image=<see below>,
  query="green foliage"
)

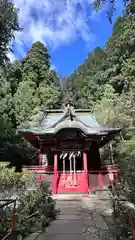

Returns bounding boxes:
[0,0,21,65]
[67,47,106,108]
[14,80,40,125]
[66,10,135,223]
[0,161,9,166]
[0,167,37,239]
[0,68,14,123]
[22,41,51,86]
[38,83,61,109]
[0,68,15,146]
[0,170,57,238]
[0,206,12,239]
[13,41,61,126]
[0,1,62,161]
[15,182,57,237]
[67,14,135,110]
[92,0,135,22]
[0,167,35,190]
[7,61,23,96]
[93,84,118,125]
[0,40,61,170]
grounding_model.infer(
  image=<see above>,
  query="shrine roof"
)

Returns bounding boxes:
[18,106,121,138]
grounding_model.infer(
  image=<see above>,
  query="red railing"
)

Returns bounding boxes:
[88,167,119,192]
[25,165,53,172]
[0,199,16,239]
[129,213,135,240]
[25,165,119,188]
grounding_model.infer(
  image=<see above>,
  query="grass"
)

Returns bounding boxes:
[0,161,9,166]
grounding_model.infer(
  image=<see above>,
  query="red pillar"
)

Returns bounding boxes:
[83,152,88,194]
[53,153,58,195]
[115,171,119,185]
[39,151,43,183]
[98,172,103,190]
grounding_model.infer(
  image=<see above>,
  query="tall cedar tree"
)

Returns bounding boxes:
[14,41,61,125]
[0,0,21,65]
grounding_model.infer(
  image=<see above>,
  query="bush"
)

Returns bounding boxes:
[0,167,57,238]
[114,203,132,239]
[0,161,9,166]
[0,167,36,191]
[0,183,57,238]
[15,182,57,237]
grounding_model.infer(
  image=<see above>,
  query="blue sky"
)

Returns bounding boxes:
[9,0,124,77]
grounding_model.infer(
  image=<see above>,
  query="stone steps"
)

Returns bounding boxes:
[25,196,114,240]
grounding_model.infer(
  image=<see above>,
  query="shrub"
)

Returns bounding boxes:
[0,167,57,238]
[0,167,36,191]
[15,182,57,237]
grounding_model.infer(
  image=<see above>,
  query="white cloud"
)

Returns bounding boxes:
[7,52,16,62]
[10,0,103,60]
[51,64,58,72]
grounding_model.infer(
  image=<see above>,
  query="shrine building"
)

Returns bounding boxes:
[19,103,121,195]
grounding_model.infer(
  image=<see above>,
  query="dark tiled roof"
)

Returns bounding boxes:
[19,106,121,138]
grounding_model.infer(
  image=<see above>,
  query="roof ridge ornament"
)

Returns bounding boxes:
[65,100,74,108]
[66,102,75,121]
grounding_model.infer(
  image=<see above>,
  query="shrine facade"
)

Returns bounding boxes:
[19,104,121,195]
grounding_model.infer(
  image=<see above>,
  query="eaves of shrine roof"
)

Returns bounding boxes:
[18,106,121,137]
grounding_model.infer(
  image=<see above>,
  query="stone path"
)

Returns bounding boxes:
[36,193,114,240]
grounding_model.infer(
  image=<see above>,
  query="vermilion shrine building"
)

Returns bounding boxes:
[19,104,121,195]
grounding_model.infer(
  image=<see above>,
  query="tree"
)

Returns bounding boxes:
[66,9,135,217]
[0,0,21,148]
[92,0,135,22]
[14,41,61,126]
[14,80,40,125]
[66,47,107,108]
[22,41,51,87]
[7,61,23,96]
[93,84,118,125]
[0,0,21,65]
[37,83,61,109]
[0,68,15,147]
[103,15,135,93]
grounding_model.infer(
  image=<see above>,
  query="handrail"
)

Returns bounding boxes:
[129,213,135,240]
[0,199,16,230]
[0,199,16,239]
[25,166,118,172]
[0,199,40,240]
[25,166,53,171]
[88,170,118,173]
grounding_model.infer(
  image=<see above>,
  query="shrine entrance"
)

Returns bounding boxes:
[55,152,88,194]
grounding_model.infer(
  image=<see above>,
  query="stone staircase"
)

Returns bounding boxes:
[35,194,114,240]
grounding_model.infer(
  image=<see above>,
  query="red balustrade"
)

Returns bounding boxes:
[0,199,17,239]
[88,166,119,192]
[129,213,135,239]
[24,164,119,193]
